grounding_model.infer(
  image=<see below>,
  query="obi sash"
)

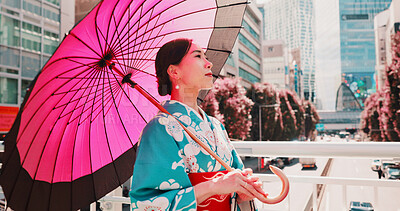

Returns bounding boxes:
[188,170,230,210]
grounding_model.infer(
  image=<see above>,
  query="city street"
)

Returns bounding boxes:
[319,157,400,211]
[243,136,400,211]
[243,154,329,210]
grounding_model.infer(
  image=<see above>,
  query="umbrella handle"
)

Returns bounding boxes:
[119,74,289,204]
[258,165,290,204]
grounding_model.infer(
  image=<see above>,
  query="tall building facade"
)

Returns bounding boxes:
[0,0,74,134]
[222,2,263,89]
[262,39,288,89]
[260,0,316,101]
[339,0,391,106]
[374,0,400,91]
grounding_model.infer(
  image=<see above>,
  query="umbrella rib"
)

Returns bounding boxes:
[18,66,102,211]
[23,59,98,108]
[108,0,168,58]
[133,8,162,71]
[113,5,219,55]
[110,10,130,78]
[57,87,115,121]
[17,62,98,143]
[48,68,104,185]
[131,3,145,69]
[104,0,142,61]
[69,33,103,59]
[100,67,125,186]
[112,0,187,55]
[2,64,97,208]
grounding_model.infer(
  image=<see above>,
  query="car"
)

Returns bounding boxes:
[279,157,294,165]
[381,161,396,171]
[339,131,350,139]
[300,157,316,168]
[349,201,374,211]
[370,159,381,172]
[383,166,400,180]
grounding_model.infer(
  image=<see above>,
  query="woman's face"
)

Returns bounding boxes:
[174,43,213,90]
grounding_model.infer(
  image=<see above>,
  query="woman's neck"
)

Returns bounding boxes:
[170,87,200,114]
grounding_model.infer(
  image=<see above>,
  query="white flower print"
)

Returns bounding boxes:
[132,197,170,211]
[158,115,184,142]
[183,154,199,173]
[172,150,187,171]
[159,179,181,190]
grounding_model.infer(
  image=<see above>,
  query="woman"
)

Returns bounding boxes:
[130,38,266,210]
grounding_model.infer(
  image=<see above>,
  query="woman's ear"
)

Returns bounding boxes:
[167,65,181,80]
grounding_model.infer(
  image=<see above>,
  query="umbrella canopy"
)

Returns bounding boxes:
[0,0,247,210]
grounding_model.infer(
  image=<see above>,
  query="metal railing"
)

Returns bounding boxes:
[96,141,400,211]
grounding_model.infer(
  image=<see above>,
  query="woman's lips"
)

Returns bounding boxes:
[205,73,213,77]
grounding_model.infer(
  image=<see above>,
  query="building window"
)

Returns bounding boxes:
[0,46,20,68]
[0,77,18,104]
[239,50,260,71]
[21,79,32,102]
[23,0,42,16]
[268,47,274,52]
[226,54,235,67]
[22,51,41,78]
[239,67,260,83]
[239,33,260,55]
[242,20,260,40]
[0,15,21,47]
[44,30,59,54]
[22,22,42,52]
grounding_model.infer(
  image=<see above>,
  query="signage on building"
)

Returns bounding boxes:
[0,106,19,133]
[316,123,325,131]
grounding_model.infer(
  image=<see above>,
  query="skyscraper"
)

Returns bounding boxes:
[339,0,391,106]
[260,0,316,101]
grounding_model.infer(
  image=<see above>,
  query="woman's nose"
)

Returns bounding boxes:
[205,60,213,69]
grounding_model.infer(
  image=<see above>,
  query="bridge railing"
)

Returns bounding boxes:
[95,141,400,211]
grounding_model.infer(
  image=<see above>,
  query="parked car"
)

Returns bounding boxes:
[263,157,285,169]
[383,166,400,180]
[300,157,316,168]
[339,131,350,139]
[370,159,381,172]
[279,157,294,165]
[349,201,374,211]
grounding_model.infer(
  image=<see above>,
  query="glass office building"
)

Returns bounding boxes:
[0,0,68,134]
[224,2,262,88]
[339,0,391,106]
[0,0,61,105]
[260,0,316,101]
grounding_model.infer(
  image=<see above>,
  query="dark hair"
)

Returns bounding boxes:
[155,38,192,96]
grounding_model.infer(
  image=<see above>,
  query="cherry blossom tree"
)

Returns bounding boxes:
[201,77,253,140]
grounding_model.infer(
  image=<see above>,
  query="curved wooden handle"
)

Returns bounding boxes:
[258,165,290,204]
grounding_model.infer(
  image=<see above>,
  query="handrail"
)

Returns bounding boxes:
[232,141,400,159]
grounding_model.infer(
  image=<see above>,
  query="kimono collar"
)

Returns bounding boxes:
[161,100,210,123]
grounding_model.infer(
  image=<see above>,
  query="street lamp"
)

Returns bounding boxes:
[259,104,280,141]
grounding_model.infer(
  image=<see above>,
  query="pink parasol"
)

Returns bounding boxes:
[0,0,288,210]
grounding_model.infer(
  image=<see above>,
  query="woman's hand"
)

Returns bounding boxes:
[236,168,268,203]
[212,169,267,202]
[194,168,267,204]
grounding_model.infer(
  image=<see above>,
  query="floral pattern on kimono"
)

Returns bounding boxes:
[130,100,257,211]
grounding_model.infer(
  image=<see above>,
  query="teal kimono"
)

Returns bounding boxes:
[130,100,256,211]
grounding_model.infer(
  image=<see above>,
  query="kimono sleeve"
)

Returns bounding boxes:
[130,117,197,211]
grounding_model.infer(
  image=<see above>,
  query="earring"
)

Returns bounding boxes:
[175,84,180,89]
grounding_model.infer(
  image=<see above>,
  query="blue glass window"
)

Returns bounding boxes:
[239,50,260,71]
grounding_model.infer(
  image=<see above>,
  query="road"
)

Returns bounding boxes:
[243,156,329,211]
[318,157,400,211]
